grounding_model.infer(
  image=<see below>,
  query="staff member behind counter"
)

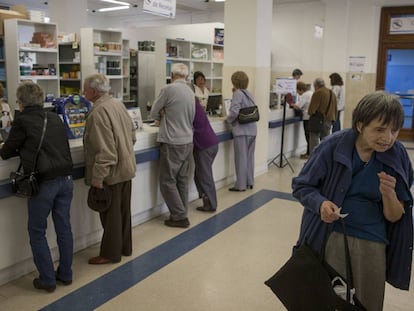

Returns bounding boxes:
[193,71,210,111]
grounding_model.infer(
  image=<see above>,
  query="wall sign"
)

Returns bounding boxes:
[348,56,366,73]
[390,15,414,34]
[143,0,176,18]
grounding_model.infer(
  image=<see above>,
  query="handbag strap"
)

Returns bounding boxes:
[320,218,355,303]
[18,112,48,174]
[240,89,254,107]
[340,218,354,302]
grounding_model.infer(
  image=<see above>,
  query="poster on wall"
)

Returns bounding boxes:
[143,0,176,18]
[348,56,366,72]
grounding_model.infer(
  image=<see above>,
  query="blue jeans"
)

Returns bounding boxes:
[28,175,74,286]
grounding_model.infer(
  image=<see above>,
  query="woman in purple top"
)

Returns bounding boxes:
[193,99,219,212]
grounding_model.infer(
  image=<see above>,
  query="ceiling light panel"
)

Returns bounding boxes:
[101,0,131,6]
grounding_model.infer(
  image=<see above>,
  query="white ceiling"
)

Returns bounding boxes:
[0,0,317,18]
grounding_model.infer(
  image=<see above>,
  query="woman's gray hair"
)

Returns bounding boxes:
[171,63,189,78]
[84,73,111,93]
[352,91,404,131]
[16,81,44,108]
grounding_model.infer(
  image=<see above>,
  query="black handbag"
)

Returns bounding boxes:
[237,90,259,124]
[238,105,259,124]
[10,113,47,198]
[265,219,366,311]
[308,111,324,132]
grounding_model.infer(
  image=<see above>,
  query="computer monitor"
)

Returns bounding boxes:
[206,94,222,115]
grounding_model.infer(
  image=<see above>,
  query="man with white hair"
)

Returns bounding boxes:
[150,63,195,228]
[83,73,136,264]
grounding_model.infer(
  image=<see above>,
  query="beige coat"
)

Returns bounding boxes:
[83,93,136,186]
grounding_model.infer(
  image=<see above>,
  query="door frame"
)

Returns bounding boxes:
[376,6,414,140]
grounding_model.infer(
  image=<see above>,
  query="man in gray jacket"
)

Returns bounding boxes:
[83,73,136,264]
[150,63,195,228]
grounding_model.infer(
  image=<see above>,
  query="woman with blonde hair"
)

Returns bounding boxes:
[226,71,257,191]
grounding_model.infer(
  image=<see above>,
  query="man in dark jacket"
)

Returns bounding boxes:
[0,81,74,292]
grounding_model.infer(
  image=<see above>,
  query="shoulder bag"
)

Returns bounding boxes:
[237,90,259,124]
[308,90,332,132]
[264,219,366,311]
[10,113,48,198]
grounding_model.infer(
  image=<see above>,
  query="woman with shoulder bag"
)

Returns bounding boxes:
[226,71,257,192]
[0,81,74,292]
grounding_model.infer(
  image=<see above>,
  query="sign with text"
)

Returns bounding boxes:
[348,56,366,72]
[390,15,414,34]
[143,0,176,18]
[274,78,297,94]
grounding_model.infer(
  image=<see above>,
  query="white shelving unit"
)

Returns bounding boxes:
[5,19,60,111]
[164,38,224,95]
[80,28,123,100]
[58,41,81,96]
[122,39,134,107]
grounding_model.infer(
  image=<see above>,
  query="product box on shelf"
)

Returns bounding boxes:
[0,9,27,35]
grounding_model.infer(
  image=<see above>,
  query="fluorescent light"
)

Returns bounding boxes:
[215,0,225,2]
[98,5,130,12]
[101,0,130,5]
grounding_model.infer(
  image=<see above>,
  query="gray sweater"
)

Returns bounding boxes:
[150,79,195,145]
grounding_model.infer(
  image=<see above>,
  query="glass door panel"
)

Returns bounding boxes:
[385,49,414,129]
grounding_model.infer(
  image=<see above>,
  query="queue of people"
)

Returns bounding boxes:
[294,72,345,155]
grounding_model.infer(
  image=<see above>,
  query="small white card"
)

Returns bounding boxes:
[128,107,143,130]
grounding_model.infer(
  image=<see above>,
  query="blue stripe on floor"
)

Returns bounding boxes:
[41,189,297,311]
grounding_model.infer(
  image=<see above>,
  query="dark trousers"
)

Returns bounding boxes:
[332,111,341,133]
[99,180,132,262]
[303,120,310,155]
[194,144,219,210]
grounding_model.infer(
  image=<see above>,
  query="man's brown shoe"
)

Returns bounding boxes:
[88,256,113,265]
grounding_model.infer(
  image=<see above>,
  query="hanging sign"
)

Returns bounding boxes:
[390,15,414,34]
[143,0,176,18]
[274,78,297,94]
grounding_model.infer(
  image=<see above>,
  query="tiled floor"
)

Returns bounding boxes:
[0,153,413,311]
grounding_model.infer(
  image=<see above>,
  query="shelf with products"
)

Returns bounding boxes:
[58,42,81,97]
[5,19,60,110]
[163,38,224,96]
[122,39,131,101]
[0,36,7,98]
[80,28,123,100]
[129,49,138,105]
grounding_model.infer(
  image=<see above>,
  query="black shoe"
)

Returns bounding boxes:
[247,185,253,189]
[196,206,216,212]
[164,218,190,228]
[33,278,56,293]
[229,187,245,192]
[56,274,72,286]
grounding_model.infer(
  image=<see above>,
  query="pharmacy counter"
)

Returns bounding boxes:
[0,117,235,285]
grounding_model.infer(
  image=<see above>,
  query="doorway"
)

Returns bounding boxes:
[376,6,414,141]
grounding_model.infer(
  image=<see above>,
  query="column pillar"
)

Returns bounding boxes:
[223,0,273,173]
